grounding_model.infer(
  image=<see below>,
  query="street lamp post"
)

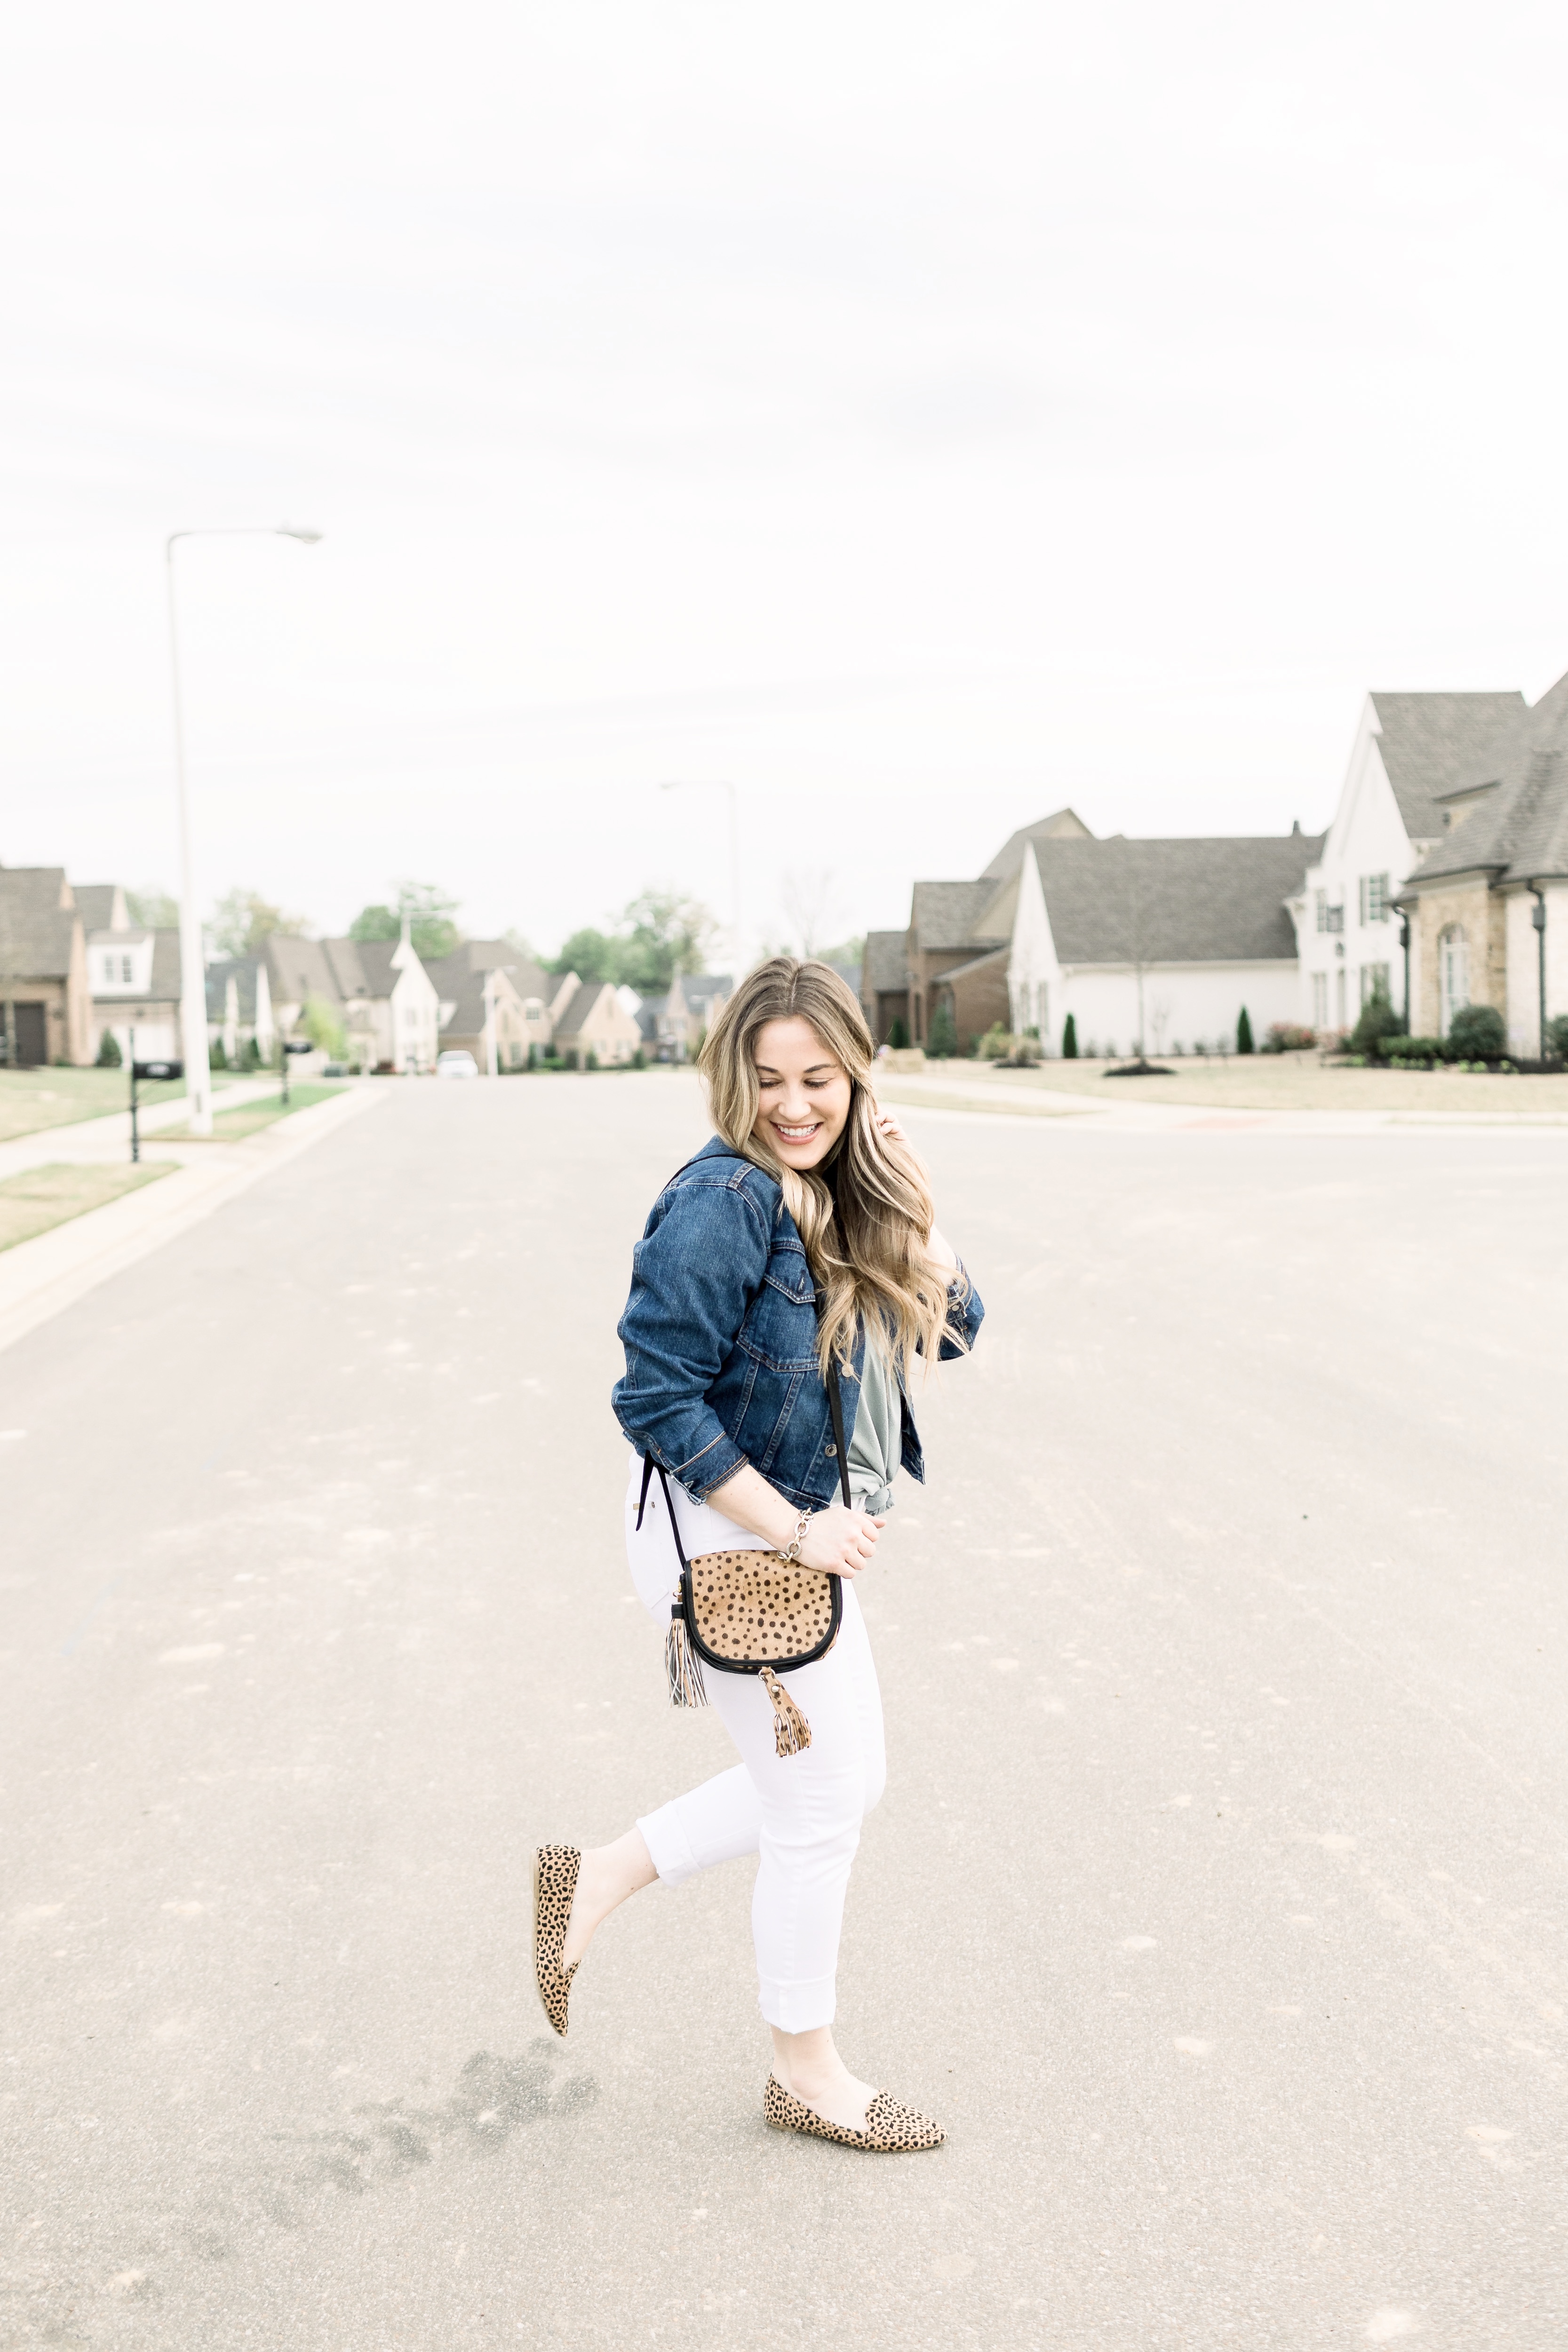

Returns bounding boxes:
[659,780,742,977]
[165,525,322,1134]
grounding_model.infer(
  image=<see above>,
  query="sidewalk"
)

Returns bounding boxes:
[0,1073,286,1181]
[0,1085,382,1359]
[874,1067,1568,1135]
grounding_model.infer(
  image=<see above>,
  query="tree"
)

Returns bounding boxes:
[350,883,462,962]
[616,890,716,992]
[1062,1012,1078,1059]
[127,885,179,929]
[1236,1006,1255,1055]
[887,1015,910,1049]
[1448,1002,1505,1059]
[549,927,620,983]
[780,869,837,960]
[209,1037,229,1069]
[1547,1014,1568,1060]
[302,995,348,1058]
[927,999,957,1059]
[95,1029,122,1067]
[209,887,309,958]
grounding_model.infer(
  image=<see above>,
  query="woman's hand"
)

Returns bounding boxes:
[796,1502,886,1579]
[870,1108,957,1272]
[873,1107,909,1146]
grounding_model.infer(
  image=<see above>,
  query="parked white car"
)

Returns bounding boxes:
[436,1049,478,1080]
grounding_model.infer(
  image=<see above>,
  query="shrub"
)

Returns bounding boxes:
[1263,1022,1316,1053]
[1547,1014,1568,1059]
[209,1036,228,1069]
[240,1036,262,1070]
[95,1029,122,1068]
[1348,989,1403,1057]
[1447,1003,1505,1059]
[301,993,348,1059]
[1235,1007,1254,1054]
[527,1042,540,1070]
[586,1048,598,1071]
[887,1015,910,1050]
[978,1022,1011,1061]
[1378,1034,1445,1064]
[632,1046,645,1069]
[1061,1012,1078,1059]
[926,1001,957,1059]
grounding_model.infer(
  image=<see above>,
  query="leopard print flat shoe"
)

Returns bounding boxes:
[763,2073,945,2151]
[532,1843,582,2037]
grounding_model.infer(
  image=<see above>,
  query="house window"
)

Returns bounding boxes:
[1312,973,1328,1028]
[1336,968,1347,1028]
[1359,874,1390,925]
[1315,890,1328,934]
[122,955,134,981]
[1361,962,1391,1005]
[1439,927,1469,1036]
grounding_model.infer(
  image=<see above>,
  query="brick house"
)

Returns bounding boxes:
[550,979,644,1066]
[1395,666,1568,1051]
[0,866,92,1066]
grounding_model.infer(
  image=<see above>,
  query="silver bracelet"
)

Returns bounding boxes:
[780,1510,812,1564]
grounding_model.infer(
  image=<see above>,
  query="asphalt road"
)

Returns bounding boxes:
[3,1076,1564,2351]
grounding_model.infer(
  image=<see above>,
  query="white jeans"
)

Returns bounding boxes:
[625,1457,886,2033]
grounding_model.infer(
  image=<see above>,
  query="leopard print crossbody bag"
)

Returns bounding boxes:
[635,1362,853,1760]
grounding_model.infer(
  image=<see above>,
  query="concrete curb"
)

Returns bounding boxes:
[0,1086,383,1359]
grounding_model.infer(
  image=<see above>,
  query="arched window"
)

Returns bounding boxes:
[1439,925,1469,1037]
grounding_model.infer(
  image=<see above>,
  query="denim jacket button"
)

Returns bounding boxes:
[824,1444,837,1457]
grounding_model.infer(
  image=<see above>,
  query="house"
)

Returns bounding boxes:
[0,866,92,1066]
[262,925,442,1072]
[876,808,1320,1057]
[861,931,913,1043]
[1394,666,1568,1050]
[205,955,275,1064]
[550,979,644,1067]
[426,942,560,1069]
[1290,691,1528,1035]
[665,972,732,1059]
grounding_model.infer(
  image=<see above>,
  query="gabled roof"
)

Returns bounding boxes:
[74,883,128,932]
[206,954,263,1023]
[1032,834,1323,964]
[863,930,909,992]
[910,880,1008,952]
[1368,691,1528,841]
[553,979,620,1037]
[146,931,183,1001]
[1408,667,1568,886]
[979,808,1095,881]
[0,866,78,979]
[264,934,331,1005]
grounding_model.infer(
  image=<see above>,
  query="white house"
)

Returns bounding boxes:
[1289,691,1527,1035]
[263,922,442,1072]
[1001,833,1318,1057]
[77,881,184,1064]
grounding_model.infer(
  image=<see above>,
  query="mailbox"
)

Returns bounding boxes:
[132,1059,183,1081]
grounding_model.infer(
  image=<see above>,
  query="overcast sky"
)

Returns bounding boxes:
[4,0,1568,961]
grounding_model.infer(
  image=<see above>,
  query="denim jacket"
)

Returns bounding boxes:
[612,1136,984,1512]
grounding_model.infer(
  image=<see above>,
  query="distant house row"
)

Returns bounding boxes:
[0,869,732,1072]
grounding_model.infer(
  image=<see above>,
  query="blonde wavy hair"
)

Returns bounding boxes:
[699,958,964,1377]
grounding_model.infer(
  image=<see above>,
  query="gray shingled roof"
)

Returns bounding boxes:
[1032,834,1323,964]
[1369,691,1527,840]
[1409,667,1568,885]
[979,808,1095,881]
[863,930,908,992]
[264,934,339,1006]
[554,979,614,1036]
[911,880,1008,951]
[147,931,183,1001]
[74,884,125,932]
[206,954,262,1022]
[0,866,76,979]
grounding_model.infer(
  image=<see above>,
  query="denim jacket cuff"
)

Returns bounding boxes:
[677,1429,749,1503]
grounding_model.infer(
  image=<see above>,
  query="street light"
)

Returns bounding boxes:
[659,780,742,977]
[166,524,322,1134]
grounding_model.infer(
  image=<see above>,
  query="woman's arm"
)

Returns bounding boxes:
[707,1462,886,1579]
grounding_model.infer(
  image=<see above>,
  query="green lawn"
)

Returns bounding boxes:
[0,1065,244,1143]
[0,1160,174,1252]
[158,1083,344,1141]
[878,1053,1568,1118]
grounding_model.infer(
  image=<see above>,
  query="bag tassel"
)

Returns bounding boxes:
[759,1665,812,1758]
[665,1613,709,1708]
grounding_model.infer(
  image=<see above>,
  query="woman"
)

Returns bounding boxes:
[533,958,983,2151]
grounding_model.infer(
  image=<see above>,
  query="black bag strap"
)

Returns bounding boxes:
[825,1357,852,1508]
[639,1455,692,1581]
